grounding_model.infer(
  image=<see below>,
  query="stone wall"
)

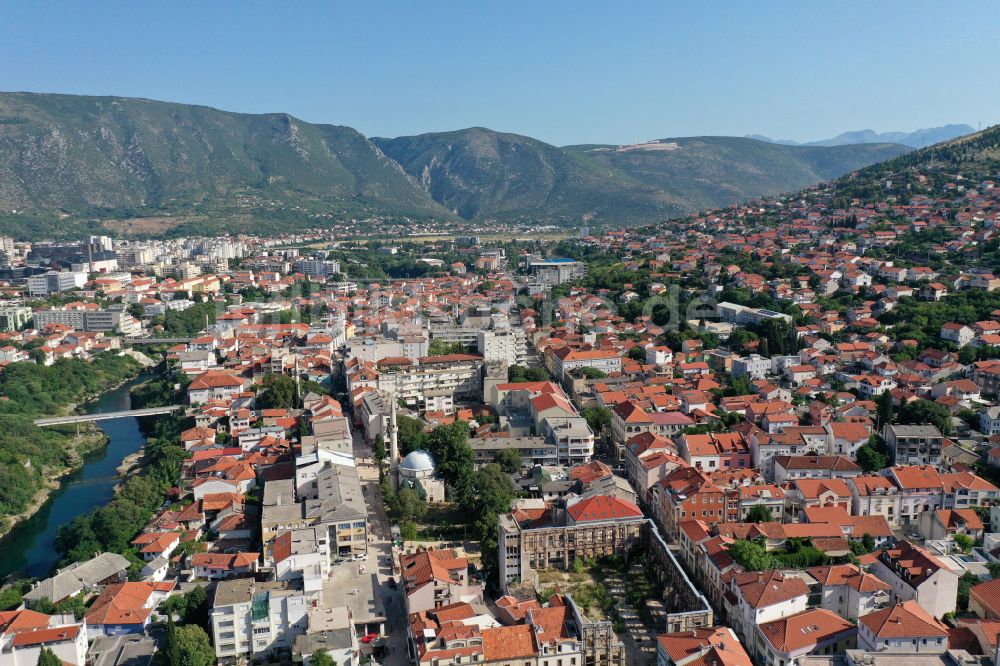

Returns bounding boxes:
[639,519,714,632]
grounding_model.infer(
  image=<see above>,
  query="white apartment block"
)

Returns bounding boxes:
[211,579,309,660]
[27,271,86,297]
[375,355,483,413]
[476,328,527,366]
[32,308,142,336]
[732,354,772,379]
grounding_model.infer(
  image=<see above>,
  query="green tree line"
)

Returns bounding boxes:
[0,354,142,527]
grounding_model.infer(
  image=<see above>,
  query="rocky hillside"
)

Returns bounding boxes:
[0,92,921,235]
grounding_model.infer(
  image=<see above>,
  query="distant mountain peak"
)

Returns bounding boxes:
[749,124,974,149]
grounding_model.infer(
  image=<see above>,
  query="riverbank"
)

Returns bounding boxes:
[116,448,145,477]
[0,370,148,537]
[0,423,108,537]
[0,376,155,580]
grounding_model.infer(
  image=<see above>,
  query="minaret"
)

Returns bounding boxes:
[293,355,301,403]
[388,391,400,490]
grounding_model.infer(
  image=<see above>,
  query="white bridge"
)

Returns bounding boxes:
[34,405,185,426]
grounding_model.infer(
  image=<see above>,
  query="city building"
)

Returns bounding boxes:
[807,564,890,620]
[32,308,142,336]
[476,327,528,366]
[210,579,309,660]
[398,450,446,503]
[0,609,88,666]
[656,627,752,666]
[0,306,31,332]
[399,548,483,614]
[883,425,944,467]
[755,608,856,666]
[527,258,586,288]
[497,496,644,592]
[857,601,949,653]
[869,541,959,619]
[26,271,86,297]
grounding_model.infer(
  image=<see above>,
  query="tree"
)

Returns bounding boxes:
[394,487,428,523]
[958,572,980,611]
[0,580,30,611]
[862,533,876,553]
[727,328,758,354]
[396,415,427,455]
[473,464,519,518]
[508,365,549,383]
[876,391,894,430]
[856,444,889,473]
[987,562,1000,580]
[725,373,752,397]
[727,539,775,571]
[627,346,645,361]
[258,374,297,410]
[37,647,61,666]
[471,464,520,583]
[582,406,612,434]
[744,506,773,523]
[92,500,148,552]
[171,625,216,666]
[164,617,182,666]
[493,449,522,474]
[425,422,476,504]
[897,399,953,435]
[184,585,209,629]
[310,649,336,666]
[578,367,608,379]
[954,533,974,554]
[373,434,387,466]
[428,338,468,356]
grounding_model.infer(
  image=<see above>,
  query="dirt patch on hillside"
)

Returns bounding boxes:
[101,216,184,235]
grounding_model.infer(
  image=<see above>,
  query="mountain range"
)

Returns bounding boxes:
[747,124,974,149]
[0,92,923,237]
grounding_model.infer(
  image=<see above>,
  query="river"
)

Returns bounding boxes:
[0,377,148,580]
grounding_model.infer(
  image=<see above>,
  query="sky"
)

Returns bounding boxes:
[2,1,999,146]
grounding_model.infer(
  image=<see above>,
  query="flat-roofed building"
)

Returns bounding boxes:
[884,424,944,467]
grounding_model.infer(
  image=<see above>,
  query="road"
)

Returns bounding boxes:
[350,426,409,666]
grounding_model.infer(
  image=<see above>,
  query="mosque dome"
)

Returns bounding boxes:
[399,450,436,474]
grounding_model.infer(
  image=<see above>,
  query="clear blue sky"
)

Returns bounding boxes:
[2,1,998,146]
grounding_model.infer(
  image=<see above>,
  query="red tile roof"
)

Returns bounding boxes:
[9,624,80,647]
[656,627,751,666]
[566,495,642,523]
[733,571,809,609]
[84,582,174,626]
[859,600,948,638]
[481,624,536,661]
[758,609,854,654]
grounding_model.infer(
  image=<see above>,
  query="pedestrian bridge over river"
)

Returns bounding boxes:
[33,405,184,426]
